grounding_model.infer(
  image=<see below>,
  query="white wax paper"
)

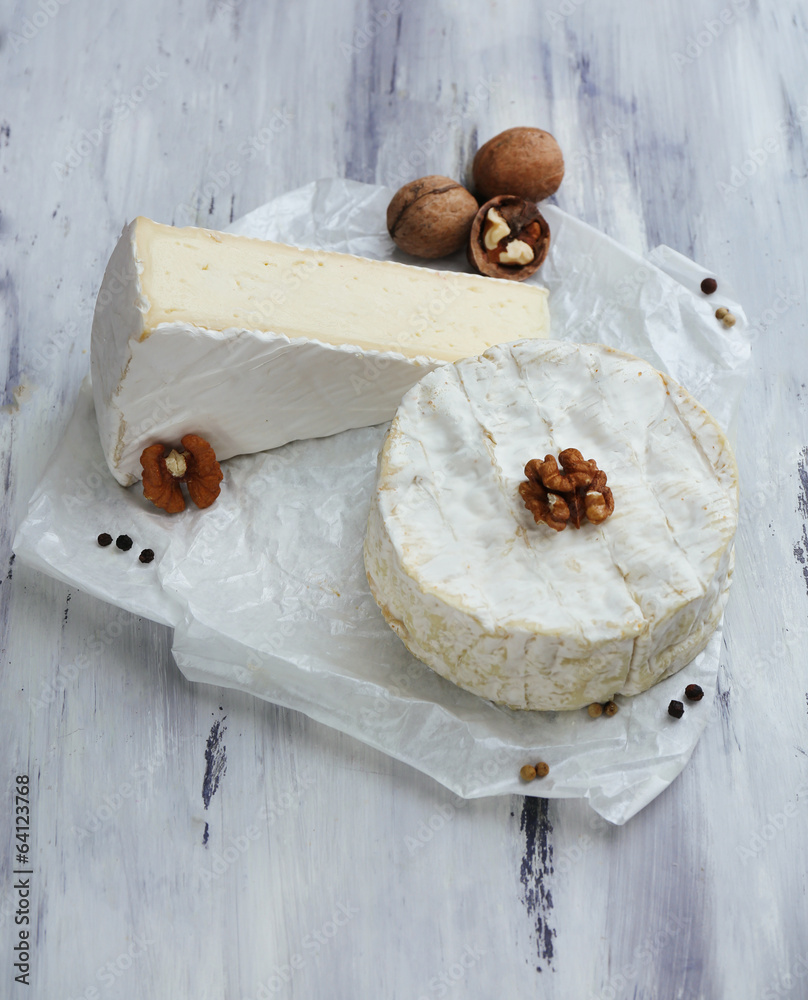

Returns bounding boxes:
[14,179,750,824]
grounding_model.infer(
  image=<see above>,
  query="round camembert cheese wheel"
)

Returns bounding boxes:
[364,340,739,711]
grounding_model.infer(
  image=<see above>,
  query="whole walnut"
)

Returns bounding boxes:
[472,127,564,203]
[387,176,478,258]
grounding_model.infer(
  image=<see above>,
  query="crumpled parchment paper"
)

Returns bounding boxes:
[14,179,750,824]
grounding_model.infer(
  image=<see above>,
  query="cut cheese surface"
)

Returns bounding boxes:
[91,217,550,485]
[136,217,544,361]
[364,340,739,711]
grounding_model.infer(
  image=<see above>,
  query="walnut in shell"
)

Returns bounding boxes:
[473,127,565,203]
[467,195,550,281]
[386,176,478,258]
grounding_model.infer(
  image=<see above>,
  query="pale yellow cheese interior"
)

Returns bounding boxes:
[135,217,549,362]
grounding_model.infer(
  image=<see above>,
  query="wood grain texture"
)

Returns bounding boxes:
[2,0,807,997]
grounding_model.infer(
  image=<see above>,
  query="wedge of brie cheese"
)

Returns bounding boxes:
[91,217,550,486]
[364,340,739,711]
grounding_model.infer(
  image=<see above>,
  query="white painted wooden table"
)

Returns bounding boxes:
[2,1,807,997]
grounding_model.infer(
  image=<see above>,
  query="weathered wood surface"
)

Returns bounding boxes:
[2,1,807,997]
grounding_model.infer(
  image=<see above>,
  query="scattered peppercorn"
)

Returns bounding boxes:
[603,700,619,717]
[715,307,728,320]
[116,534,133,551]
[535,761,550,778]
[587,703,603,718]
[520,764,537,782]
[685,684,704,701]
[722,312,736,327]
[700,277,718,295]
[139,549,155,564]
[97,532,113,547]
[668,699,684,719]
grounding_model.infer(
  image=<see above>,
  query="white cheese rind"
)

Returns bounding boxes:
[364,340,739,711]
[91,218,550,486]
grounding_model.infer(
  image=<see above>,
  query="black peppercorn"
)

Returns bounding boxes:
[685,684,704,701]
[700,277,717,295]
[668,700,684,719]
[139,549,155,564]
[115,534,133,551]
[97,533,113,547]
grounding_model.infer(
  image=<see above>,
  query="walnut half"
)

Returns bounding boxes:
[140,434,223,513]
[467,195,550,282]
[519,449,614,531]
